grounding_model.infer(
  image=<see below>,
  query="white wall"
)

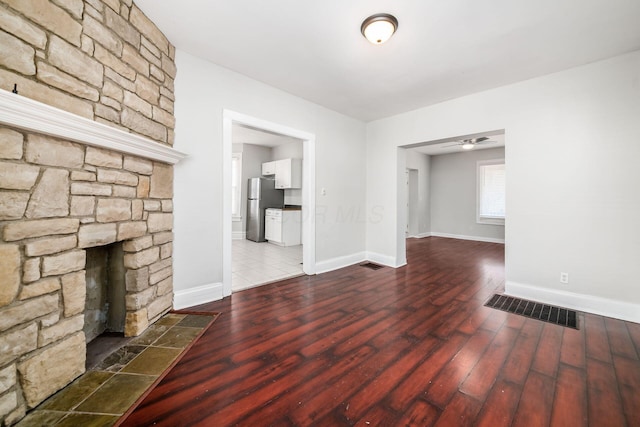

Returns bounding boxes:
[173,50,367,304]
[272,140,303,160]
[405,151,431,236]
[366,50,640,321]
[429,147,505,242]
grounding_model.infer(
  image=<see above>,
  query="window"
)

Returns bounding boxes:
[477,159,505,225]
[231,153,242,220]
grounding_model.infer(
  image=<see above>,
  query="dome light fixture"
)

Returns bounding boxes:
[361,13,398,45]
[462,142,475,150]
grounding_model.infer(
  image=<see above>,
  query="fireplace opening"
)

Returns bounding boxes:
[84,242,129,368]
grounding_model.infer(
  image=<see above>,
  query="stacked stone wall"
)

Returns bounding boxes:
[0,0,176,145]
[0,1,177,424]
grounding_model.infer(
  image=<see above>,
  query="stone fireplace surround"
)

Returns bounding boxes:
[0,89,186,423]
[0,1,182,423]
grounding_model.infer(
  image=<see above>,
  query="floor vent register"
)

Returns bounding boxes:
[360,262,384,271]
[485,294,578,329]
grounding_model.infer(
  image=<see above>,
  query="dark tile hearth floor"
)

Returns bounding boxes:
[15,313,216,427]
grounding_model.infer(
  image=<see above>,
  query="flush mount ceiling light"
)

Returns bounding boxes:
[462,142,475,150]
[361,13,398,45]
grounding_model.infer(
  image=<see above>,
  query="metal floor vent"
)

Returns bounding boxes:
[360,262,384,270]
[485,294,578,329]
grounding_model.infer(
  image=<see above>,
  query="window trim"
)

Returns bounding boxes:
[476,158,505,226]
[231,152,242,220]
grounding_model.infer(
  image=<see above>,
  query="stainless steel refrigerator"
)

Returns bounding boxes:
[246,178,284,242]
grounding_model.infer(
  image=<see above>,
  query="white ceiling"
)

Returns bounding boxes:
[232,123,301,147]
[136,0,640,122]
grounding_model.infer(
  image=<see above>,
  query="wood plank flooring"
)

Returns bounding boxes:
[120,237,640,426]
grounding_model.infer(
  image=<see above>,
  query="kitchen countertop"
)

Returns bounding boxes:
[269,205,302,211]
[283,205,301,211]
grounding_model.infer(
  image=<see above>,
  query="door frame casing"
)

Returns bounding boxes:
[222,110,316,296]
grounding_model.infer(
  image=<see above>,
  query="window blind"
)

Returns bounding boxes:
[479,163,505,219]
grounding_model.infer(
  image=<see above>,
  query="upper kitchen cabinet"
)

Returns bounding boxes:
[275,158,302,189]
[262,158,302,188]
[262,161,276,176]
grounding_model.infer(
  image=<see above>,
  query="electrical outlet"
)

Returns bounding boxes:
[560,272,569,284]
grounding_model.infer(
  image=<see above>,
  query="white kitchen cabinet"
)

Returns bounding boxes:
[265,208,301,246]
[274,158,302,189]
[264,209,281,242]
[262,161,276,176]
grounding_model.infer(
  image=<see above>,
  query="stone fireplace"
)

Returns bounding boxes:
[0,117,185,422]
[0,1,183,424]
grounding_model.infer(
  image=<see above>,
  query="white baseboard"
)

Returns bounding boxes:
[406,232,428,238]
[315,250,406,274]
[232,231,246,240]
[315,252,367,274]
[174,282,224,310]
[430,232,505,244]
[366,251,405,268]
[413,232,432,239]
[505,281,640,324]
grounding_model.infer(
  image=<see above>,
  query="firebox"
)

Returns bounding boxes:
[84,243,126,342]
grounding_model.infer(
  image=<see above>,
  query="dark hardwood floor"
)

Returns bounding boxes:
[120,237,640,426]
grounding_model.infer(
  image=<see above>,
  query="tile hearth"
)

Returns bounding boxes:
[15,313,215,427]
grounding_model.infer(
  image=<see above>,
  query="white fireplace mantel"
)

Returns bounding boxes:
[0,88,186,164]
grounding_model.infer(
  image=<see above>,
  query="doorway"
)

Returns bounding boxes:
[399,130,506,264]
[231,125,305,291]
[222,110,316,297]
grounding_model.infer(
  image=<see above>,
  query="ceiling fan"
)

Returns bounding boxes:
[442,137,496,150]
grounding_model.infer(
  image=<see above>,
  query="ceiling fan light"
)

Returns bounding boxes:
[462,142,475,150]
[361,13,398,44]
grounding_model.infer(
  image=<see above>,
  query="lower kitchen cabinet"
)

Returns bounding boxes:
[265,208,301,246]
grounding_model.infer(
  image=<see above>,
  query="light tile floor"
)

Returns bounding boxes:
[232,239,303,291]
